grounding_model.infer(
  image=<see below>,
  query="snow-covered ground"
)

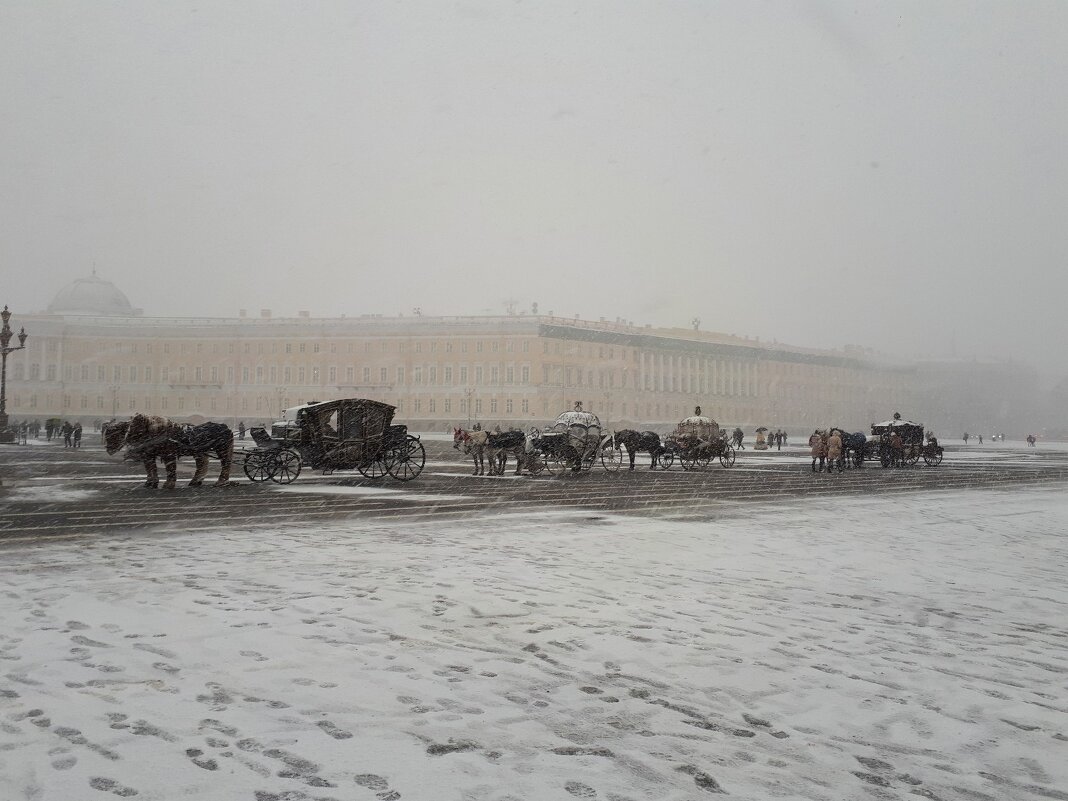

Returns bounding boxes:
[1,488,1067,801]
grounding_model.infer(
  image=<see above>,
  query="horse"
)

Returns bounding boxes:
[453,427,527,476]
[840,431,867,468]
[104,414,235,489]
[614,429,666,470]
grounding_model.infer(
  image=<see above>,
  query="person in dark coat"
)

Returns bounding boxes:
[238,421,246,440]
[72,422,83,449]
[61,421,73,448]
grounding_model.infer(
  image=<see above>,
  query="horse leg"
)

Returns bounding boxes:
[162,454,178,489]
[143,457,159,488]
[627,447,636,470]
[189,454,208,487]
[513,448,523,475]
[215,439,234,485]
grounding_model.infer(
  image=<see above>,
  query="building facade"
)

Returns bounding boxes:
[8,276,918,433]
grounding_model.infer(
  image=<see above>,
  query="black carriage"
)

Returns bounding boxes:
[532,405,623,473]
[241,398,425,484]
[661,414,736,470]
[863,416,943,467]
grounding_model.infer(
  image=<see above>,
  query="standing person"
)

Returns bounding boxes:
[776,430,783,450]
[963,432,969,445]
[978,434,983,445]
[72,422,83,449]
[733,426,745,449]
[809,429,826,472]
[61,421,73,448]
[890,431,904,467]
[238,421,246,440]
[826,429,844,474]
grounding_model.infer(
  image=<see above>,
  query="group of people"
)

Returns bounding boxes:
[4,418,86,447]
[60,421,83,448]
[755,429,787,450]
[808,429,848,473]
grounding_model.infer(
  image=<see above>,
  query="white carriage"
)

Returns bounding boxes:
[533,404,624,473]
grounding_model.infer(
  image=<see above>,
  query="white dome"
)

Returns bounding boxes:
[47,274,140,316]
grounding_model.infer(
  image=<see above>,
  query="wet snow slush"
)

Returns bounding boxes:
[1,439,1067,800]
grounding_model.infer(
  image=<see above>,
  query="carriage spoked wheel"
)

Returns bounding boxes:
[243,452,273,482]
[679,453,697,471]
[695,453,712,470]
[357,454,391,480]
[904,450,921,467]
[525,452,548,476]
[386,435,426,482]
[548,446,576,475]
[880,451,892,468]
[923,451,943,466]
[600,444,624,472]
[269,449,302,484]
[719,446,736,468]
[656,451,675,470]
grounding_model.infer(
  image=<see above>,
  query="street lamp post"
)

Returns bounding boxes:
[0,306,29,444]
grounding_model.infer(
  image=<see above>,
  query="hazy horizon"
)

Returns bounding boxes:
[3,1,1066,373]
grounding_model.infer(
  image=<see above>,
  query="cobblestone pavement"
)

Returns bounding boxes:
[2,439,1067,543]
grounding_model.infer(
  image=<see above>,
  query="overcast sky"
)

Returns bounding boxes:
[2,1,1066,370]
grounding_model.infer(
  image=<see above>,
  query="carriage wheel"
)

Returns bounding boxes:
[526,452,547,475]
[656,451,674,470]
[879,451,892,468]
[719,446,736,468]
[386,436,426,481]
[269,449,302,484]
[696,453,712,470]
[548,447,576,475]
[243,452,272,482]
[679,453,697,471]
[601,444,624,472]
[924,451,943,466]
[357,453,390,480]
[905,450,921,466]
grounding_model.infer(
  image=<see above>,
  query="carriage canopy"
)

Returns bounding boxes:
[674,415,721,440]
[871,418,925,444]
[275,399,397,444]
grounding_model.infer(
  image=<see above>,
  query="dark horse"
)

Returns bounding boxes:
[104,414,235,488]
[615,429,666,470]
[840,431,867,468]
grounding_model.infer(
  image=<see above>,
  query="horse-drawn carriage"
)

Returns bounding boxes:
[863,415,943,467]
[532,403,624,473]
[242,398,425,483]
[660,411,736,470]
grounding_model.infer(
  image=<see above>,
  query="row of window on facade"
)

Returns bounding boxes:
[11,363,537,387]
[10,393,536,417]
[11,392,886,430]
[47,338,536,356]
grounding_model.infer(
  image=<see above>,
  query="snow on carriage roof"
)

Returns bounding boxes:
[873,419,922,428]
[679,415,718,426]
[554,411,601,427]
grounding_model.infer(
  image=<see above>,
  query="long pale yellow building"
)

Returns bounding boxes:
[7,275,916,432]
